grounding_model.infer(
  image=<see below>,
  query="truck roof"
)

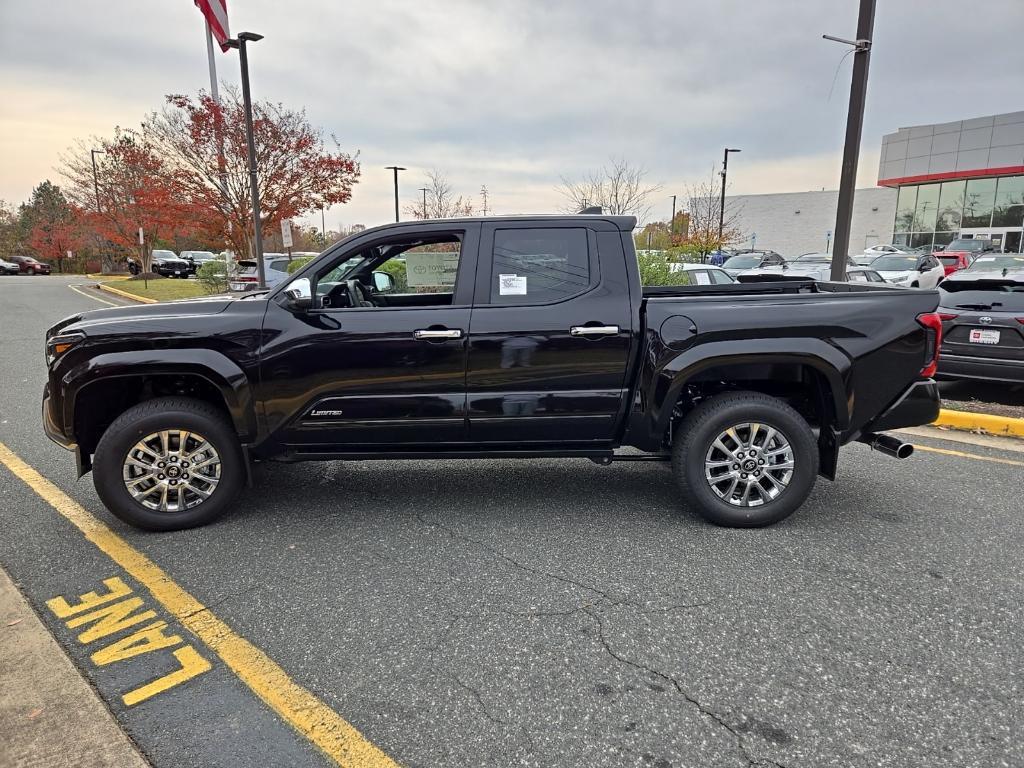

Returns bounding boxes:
[371,214,638,232]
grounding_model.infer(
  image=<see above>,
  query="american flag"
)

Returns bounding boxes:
[194,0,230,51]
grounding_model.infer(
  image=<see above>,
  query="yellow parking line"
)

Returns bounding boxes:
[69,284,120,307]
[0,442,399,768]
[913,444,1024,467]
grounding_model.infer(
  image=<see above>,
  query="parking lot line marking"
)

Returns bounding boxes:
[913,444,1024,467]
[69,284,120,307]
[0,442,400,768]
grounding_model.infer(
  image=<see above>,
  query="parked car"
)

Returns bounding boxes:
[667,262,735,285]
[934,255,1024,383]
[8,255,52,275]
[180,250,218,275]
[736,253,860,283]
[846,268,887,283]
[151,250,192,278]
[936,251,975,277]
[0,257,20,275]
[935,237,996,276]
[228,253,293,291]
[870,253,945,288]
[855,244,912,265]
[721,249,786,277]
[43,214,941,532]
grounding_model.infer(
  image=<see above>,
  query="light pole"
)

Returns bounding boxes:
[825,0,876,281]
[669,195,677,235]
[90,150,104,213]
[385,166,406,222]
[419,186,429,219]
[321,206,326,247]
[224,31,267,289]
[718,148,741,243]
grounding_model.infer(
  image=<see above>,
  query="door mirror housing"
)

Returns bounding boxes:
[918,263,930,272]
[372,270,396,293]
[283,277,313,310]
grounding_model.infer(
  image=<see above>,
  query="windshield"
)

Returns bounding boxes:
[795,253,831,262]
[946,239,987,252]
[236,263,258,276]
[965,255,1024,271]
[872,255,917,271]
[939,281,1024,311]
[152,250,177,259]
[723,255,761,269]
[189,251,215,260]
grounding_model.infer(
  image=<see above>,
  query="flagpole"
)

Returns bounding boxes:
[205,18,229,245]
[205,20,219,101]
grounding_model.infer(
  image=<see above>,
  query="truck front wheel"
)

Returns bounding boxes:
[672,391,819,527]
[93,397,245,531]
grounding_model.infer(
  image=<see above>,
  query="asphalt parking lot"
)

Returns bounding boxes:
[2,274,1023,768]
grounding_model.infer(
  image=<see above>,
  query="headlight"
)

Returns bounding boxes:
[46,332,85,366]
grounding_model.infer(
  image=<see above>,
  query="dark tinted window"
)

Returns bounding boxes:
[491,228,591,304]
[710,269,734,284]
[938,284,1024,311]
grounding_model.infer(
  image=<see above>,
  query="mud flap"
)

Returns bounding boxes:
[817,427,839,481]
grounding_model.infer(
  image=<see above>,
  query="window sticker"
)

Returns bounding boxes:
[498,274,527,295]
[694,271,711,285]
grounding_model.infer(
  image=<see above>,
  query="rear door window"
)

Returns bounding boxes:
[489,228,594,305]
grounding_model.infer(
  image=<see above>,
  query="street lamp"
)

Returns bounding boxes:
[224,31,267,289]
[419,186,429,219]
[718,148,741,244]
[385,166,406,222]
[90,150,105,213]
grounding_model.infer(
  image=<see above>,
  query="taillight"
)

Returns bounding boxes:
[1017,318,1024,325]
[917,312,943,378]
[937,313,958,322]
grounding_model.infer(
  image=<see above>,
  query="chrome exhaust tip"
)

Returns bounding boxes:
[859,432,914,459]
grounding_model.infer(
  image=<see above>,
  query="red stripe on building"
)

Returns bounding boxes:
[878,165,1024,188]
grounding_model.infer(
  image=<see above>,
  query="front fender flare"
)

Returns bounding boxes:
[63,349,257,442]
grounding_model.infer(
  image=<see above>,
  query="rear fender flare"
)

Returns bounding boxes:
[64,349,256,442]
[652,339,852,441]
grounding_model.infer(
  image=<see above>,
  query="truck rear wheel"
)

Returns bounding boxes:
[93,397,244,531]
[672,391,818,527]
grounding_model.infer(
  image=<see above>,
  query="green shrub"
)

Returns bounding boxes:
[377,259,408,292]
[196,260,229,294]
[286,256,315,274]
[637,252,675,286]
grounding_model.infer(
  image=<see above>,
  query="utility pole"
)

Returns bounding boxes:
[826,0,876,281]
[90,150,104,213]
[718,148,741,242]
[480,185,489,216]
[669,195,677,235]
[419,187,429,219]
[224,32,267,289]
[385,166,406,222]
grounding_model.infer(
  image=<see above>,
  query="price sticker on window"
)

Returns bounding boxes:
[499,274,527,295]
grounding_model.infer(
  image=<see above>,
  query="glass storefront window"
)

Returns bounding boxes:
[910,233,934,249]
[893,233,911,247]
[992,176,1024,227]
[962,178,997,228]
[936,180,966,232]
[894,186,917,233]
[912,183,940,232]
[933,232,956,249]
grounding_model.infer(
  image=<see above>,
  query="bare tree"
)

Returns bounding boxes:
[684,173,744,260]
[405,169,475,220]
[556,157,661,218]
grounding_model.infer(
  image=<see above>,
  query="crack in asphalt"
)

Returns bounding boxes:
[584,606,791,768]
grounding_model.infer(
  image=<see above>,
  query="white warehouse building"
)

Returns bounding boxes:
[720,187,897,259]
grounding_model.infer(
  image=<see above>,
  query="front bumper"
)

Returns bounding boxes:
[867,379,941,433]
[42,387,74,450]
[937,353,1024,384]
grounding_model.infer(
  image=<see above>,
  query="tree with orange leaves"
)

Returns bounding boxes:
[62,129,197,274]
[144,89,360,260]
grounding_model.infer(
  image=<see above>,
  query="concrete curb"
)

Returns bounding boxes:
[87,273,129,280]
[933,408,1024,439]
[97,282,157,304]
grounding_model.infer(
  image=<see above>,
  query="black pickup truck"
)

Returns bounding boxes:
[43,215,942,531]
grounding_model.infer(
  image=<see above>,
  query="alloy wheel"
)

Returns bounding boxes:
[704,422,794,507]
[122,429,221,512]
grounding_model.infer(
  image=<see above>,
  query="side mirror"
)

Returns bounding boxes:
[918,263,930,272]
[372,270,396,293]
[283,277,313,310]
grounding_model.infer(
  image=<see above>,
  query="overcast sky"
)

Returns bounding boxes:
[2,0,1022,230]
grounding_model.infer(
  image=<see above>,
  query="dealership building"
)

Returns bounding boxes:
[723,110,1024,257]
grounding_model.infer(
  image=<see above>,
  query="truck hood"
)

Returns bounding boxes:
[47,295,246,339]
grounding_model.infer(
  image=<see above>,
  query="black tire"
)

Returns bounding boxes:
[93,397,245,531]
[671,391,818,527]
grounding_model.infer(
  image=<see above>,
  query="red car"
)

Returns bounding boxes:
[8,255,52,275]
[935,237,996,276]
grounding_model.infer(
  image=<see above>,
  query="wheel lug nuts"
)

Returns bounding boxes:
[732,464,739,470]
[758,459,765,465]
[741,473,747,479]
[170,480,177,486]
[158,462,165,468]
[182,474,189,479]
[158,474,165,479]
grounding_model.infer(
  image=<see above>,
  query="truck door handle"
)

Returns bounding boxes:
[414,328,463,340]
[570,325,620,337]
